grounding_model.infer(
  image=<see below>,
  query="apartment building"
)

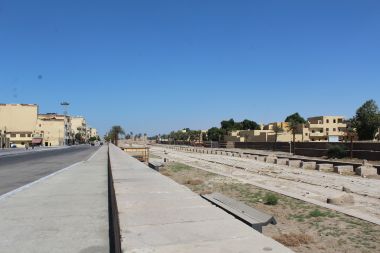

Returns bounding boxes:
[307,116,347,142]
[89,127,98,138]
[0,104,38,147]
[36,113,73,146]
[71,116,87,142]
[224,116,347,143]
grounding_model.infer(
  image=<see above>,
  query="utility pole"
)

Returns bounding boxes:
[60,102,70,145]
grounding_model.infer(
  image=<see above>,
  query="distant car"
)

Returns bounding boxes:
[90,142,95,146]
[10,144,17,148]
[100,142,103,146]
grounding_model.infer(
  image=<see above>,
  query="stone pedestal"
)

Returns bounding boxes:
[275,158,289,165]
[286,160,302,168]
[301,161,316,170]
[355,166,378,177]
[316,163,334,172]
[334,165,354,175]
[265,156,277,164]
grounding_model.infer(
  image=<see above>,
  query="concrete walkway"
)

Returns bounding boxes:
[109,144,293,253]
[0,146,109,253]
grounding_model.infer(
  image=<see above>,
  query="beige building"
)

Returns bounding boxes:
[0,104,38,147]
[224,116,347,143]
[307,116,347,142]
[36,114,65,146]
[36,113,73,146]
[71,116,87,142]
[89,127,98,138]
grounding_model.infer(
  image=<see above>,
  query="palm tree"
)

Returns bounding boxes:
[109,126,125,146]
[288,120,299,154]
[272,125,284,151]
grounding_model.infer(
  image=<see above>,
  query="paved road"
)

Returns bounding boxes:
[0,145,99,195]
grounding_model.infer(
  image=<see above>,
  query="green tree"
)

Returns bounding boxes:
[285,113,306,153]
[221,119,236,131]
[207,127,224,141]
[351,100,380,140]
[241,119,260,130]
[285,113,306,124]
[108,125,125,146]
[75,133,83,143]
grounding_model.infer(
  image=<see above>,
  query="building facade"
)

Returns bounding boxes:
[71,116,87,142]
[224,116,347,143]
[306,116,347,142]
[36,114,73,146]
[0,104,38,147]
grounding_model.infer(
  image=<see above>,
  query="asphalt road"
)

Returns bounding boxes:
[0,145,100,196]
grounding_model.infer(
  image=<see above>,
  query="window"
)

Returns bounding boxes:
[10,134,16,137]
[320,130,323,133]
[20,134,26,137]
[326,128,329,132]
[333,119,336,123]
[21,142,24,145]
[333,128,336,131]
[28,134,31,137]
[326,119,329,123]
[305,133,308,136]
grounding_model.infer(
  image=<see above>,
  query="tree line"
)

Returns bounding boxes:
[155,99,380,142]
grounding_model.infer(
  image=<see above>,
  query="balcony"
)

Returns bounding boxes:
[309,123,324,129]
[309,132,325,137]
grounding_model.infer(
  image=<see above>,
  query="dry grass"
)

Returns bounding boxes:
[183,179,204,185]
[161,171,171,177]
[273,233,313,247]
[159,161,380,253]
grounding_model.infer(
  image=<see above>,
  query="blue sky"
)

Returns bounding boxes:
[1,0,379,136]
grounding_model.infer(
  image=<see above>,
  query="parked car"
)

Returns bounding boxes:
[10,144,17,148]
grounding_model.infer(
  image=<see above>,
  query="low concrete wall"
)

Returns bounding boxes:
[234,141,380,161]
[109,144,293,253]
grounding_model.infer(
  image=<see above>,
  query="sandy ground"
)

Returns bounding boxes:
[158,161,380,253]
[150,145,380,226]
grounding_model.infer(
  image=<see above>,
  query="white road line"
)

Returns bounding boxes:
[87,146,103,161]
[0,161,83,201]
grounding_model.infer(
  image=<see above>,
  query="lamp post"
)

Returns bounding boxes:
[60,102,70,146]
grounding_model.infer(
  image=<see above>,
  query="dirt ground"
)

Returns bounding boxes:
[151,146,380,226]
[159,161,380,253]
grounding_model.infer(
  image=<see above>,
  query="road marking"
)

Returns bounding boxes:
[87,146,103,161]
[0,161,83,202]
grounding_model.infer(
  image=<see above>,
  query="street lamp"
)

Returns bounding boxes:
[60,102,70,145]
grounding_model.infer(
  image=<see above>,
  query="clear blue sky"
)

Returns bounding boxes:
[1,0,379,136]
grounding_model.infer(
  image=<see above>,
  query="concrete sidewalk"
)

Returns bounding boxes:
[0,146,109,253]
[109,144,293,253]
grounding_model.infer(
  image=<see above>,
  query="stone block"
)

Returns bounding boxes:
[265,156,277,164]
[316,163,334,172]
[334,165,354,175]
[327,193,354,206]
[251,155,258,160]
[257,156,266,162]
[275,158,289,165]
[355,166,378,178]
[301,161,316,170]
[286,160,302,168]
